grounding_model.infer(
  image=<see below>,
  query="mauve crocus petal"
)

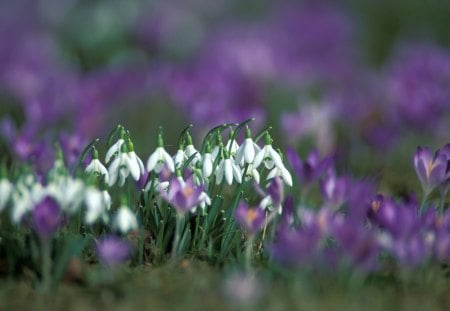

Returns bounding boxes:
[235,202,265,235]
[96,235,132,267]
[33,196,63,240]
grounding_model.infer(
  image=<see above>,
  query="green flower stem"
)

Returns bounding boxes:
[245,235,255,272]
[419,191,429,215]
[171,213,183,261]
[41,239,52,292]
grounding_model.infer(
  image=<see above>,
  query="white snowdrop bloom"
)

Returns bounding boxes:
[215,153,242,185]
[84,187,109,224]
[126,141,145,181]
[267,165,293,187]
[173,148,185,168]
[235,138,261,166]
[85,149,109,183]
[147,134,175,174]
[108,152,134,187]
[105,138,125,163]
[202,152,214,179]
[242,164,260,184]
[211,145,221,161]
[225,138,239,157]
[184,145,201,166]
[191,191,211,214]
[105,127,126,163]
[10,181,45,223]
[114,206,138,233]
[253,133,284,170]
[260,195,282,214]
[47,176,85,213]
[0,179,12,212]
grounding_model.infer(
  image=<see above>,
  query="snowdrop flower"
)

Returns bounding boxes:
[105,126,126,163]
[146,133,175,174]
[211,133,224,161]
[235,127,261,166]
[184,133,201,166]
[85,148,109,183]
[84,188,110,224]
[267,165,293,187]
[253,132,284,170]
[225,129,239,157]
[192,191,212,214]
[114,206,138,233]
[47,176,85,213]
[173,145,185,168]
[242,164,260,184]
[260,195,282,214]
[126,140,145,181]
[108,144,136,187]
[202,151,214,179]
[0,179,12,212]
[11,178,46,223]
[215,150,242,185]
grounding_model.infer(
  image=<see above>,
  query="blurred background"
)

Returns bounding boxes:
[1,0,450,194]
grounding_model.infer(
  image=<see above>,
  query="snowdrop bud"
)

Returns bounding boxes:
[114,206,138,234]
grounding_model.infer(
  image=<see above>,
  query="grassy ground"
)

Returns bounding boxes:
[1,260,449,311]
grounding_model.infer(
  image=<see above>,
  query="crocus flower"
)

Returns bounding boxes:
[114,206,138,234]
[414,146,448,195]
[235,202,265,235]
[33,196,63,240]
[159,175,203,215]
[320,171,348,209]
[146,133,175,173]
[96,235,132,267]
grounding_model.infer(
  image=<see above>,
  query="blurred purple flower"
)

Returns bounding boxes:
[33,196,63,240]
[414,146,448,195]
[286,148,333,188]
[235,202,265,236]
[96,235,132,267]
[160,176,203,215]
[386,43,450,130]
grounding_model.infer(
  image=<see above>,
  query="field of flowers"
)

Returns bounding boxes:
[1,0,450,310]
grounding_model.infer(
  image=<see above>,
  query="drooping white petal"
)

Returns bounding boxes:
[161,148,175,172]
[114,207,138,233]
[215,160,225,185]
[108,156,121,187]
[173,149,185,168]
[202,153,213,178]
[224,159,233,185]
[127,153,141,181]
[146,149,159,172]
[105,139,124,163]
[243,138,255,164]
[268,146,284,169]
[232,163,242,184]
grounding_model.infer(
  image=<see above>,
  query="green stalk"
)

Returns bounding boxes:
[245,235,255,272]
[171,213,183,261]
[41,239,52,292]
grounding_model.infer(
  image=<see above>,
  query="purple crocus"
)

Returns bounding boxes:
[33,196,63,240]
[286,147,333,189]
[96,235,132,267]
[160,176,203,215]
[320,170,349,209]
[235,202,265,236]
[414,146,448,195]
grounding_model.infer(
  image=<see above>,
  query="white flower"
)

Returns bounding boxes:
[173,148,185,168]
[235,138,261,166]
[127,150,145,181]
[146,147,175,173]
[184,144,201,166]
[253,144,284,170]
[191,191,211,214]
[242,164,260,184]
[0,179,12,212]
[105,138,125,163]
[114,206,138,233]
[260,195,282,214]
[215,157,242,185]
[267,166,293,187]
[225,138,239,157]
[108,152,136,187]
[85,158,109,183]
[11,180,46,223]
[47,176,85,213]
[202,153,214,179]
[84,188,110,224]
